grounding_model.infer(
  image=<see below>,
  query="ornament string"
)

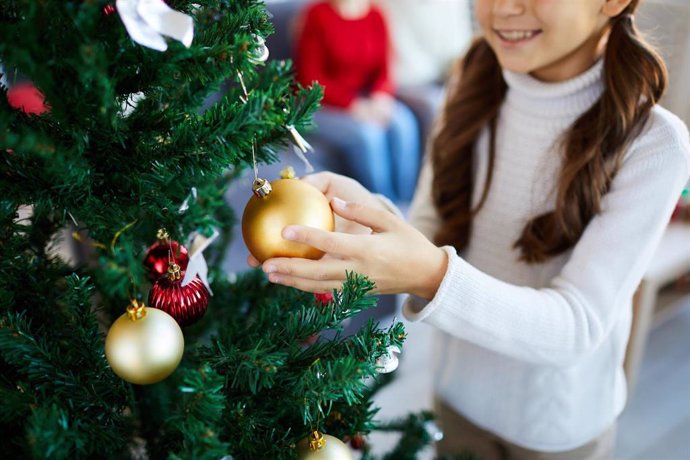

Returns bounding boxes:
[249,138,259,186]
[233,68,262,184]
[67,210,79,228]
[237,71,249,104]
[235,70,260,181]
[308,357,324,441]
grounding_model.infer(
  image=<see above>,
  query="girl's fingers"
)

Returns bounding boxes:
[247,255,261,267]
[299,172,333,194]
[266,273,345,294]
[282,225,363,257]
[262,257,351,281]
[330,198,398,233]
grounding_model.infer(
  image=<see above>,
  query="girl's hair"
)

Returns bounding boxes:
[431,1,667,263]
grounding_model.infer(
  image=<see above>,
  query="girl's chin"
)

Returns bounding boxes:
[496,58,536,75]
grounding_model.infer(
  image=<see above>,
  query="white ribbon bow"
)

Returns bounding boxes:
[286,124,315,173]
[178,187,198,214]
[116,0,194,52]
[181,228,219,295]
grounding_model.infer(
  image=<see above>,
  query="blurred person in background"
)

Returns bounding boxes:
[295,0,420,202]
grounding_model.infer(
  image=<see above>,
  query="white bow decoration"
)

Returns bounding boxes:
[116,0,194,52]
[181,228,219,295]
[286,124,315,173]
[178,187,198,214]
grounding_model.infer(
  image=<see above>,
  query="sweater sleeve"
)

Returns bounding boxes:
[369,9,395,96]
[295,6,357,108]
[404,110,690,368]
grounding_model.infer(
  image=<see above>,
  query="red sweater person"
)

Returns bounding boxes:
[296,0,396,124]
[294,0,420,202]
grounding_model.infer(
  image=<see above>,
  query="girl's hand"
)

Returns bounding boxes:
[256,197,448,299]
[301,172,390,234]
[300,171,378,208]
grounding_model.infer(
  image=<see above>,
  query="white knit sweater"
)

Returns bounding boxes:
[402,60,690,451]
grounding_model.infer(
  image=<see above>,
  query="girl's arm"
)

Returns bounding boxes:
[261,112,690,368]
[405,113,690,367]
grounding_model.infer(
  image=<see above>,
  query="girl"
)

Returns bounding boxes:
[295,0,420,201]
[256,0,690,458]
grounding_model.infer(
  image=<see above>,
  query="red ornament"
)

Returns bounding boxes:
[314,292,333,305]
[148,262,209,326]
[144,234,189,281]
[350,433,366,450]
[103,4,116,15]
[7,82,49,115]
[300,333,319,347]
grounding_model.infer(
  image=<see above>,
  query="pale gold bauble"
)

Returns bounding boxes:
[242,178,335,263]
[105,302,184,385]
[296,432,354,460]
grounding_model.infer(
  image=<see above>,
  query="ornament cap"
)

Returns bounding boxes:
[252,178,272,198]
[280,166,296,179]
[309,431,326,451]
[168,262,182,281]
[126,299,147,321]
[156,228,170,242]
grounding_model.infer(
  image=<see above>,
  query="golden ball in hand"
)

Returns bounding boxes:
[242,178,335,263]
[105,305,184,385]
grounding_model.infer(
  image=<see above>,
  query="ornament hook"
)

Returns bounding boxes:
[167,262,182,281]
[308,431,326,451]
[252,178,272,198]
[126,299,147,321]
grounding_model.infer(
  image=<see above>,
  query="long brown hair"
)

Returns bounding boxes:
[431,1,667,263]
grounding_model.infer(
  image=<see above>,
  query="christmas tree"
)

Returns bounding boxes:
[0,1,461,458]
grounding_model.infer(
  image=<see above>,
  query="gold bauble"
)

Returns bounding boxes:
[242,178,335,263]
[296,432,354,460]
[105,302,184,385]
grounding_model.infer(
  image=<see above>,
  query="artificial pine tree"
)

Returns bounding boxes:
[0,1,455,458]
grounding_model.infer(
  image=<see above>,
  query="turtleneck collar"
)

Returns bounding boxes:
[502,59,605,120]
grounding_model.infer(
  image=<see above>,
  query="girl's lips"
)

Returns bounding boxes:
[494,29,543,46]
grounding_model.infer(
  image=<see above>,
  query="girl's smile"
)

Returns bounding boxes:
[493,28,543,47]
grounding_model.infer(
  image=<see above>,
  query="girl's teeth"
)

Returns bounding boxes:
[499,30,538,41]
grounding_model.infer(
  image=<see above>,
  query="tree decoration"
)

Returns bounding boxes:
[105,299,184,385]
[376,345,402,374]
[242,168,334,263]
[143,228,189,281]
[296,431,354,460]
[6,82,49,115]
[148,261,209,326]
[115,0,194,51]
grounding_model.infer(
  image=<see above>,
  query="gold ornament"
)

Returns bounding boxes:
[105,300,184,385]
[242,175,335,263]
[296,432,354,460]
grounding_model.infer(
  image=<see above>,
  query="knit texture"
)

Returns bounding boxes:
[403,60,690,451]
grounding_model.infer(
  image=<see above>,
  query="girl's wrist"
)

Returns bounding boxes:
[415,246,448,300]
